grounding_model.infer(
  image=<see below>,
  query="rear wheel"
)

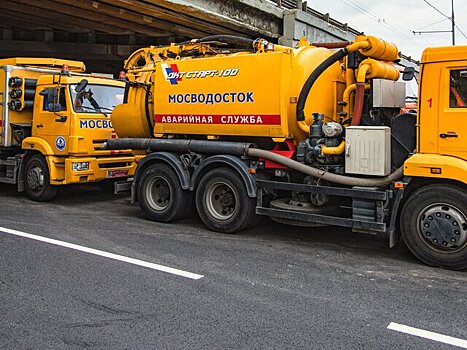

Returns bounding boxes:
[195,167,257,233]
[400,184,467,270]
[24,154,57,202]
[137,163,192,222]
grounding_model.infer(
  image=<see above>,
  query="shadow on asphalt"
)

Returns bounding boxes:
[0,182,419,267]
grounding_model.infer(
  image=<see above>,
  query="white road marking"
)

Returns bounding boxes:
[0,226,204,280]
[388,322,467,349]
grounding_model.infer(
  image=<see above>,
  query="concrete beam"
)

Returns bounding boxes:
[98,0,242,37]
[14,0,171,37]
[152,0,283,38]
[280,9,355,47]
[0,40,139,61]
[54,0,207,38]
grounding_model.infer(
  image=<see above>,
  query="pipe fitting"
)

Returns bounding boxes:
[321,141,346,156]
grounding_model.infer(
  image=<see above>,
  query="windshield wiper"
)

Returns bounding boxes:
[76,105,112,117]
[98,107,113,112]
[77,105,97,112]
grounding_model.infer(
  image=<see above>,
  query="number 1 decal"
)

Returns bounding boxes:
[427,98,433,108]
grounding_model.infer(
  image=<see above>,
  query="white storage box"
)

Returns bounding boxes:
[345,126,391,176]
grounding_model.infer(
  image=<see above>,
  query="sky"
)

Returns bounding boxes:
[308,0,467,61]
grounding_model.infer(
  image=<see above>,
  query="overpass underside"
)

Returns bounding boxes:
[0,0,416,74]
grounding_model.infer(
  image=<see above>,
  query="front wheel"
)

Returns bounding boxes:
[400,184,467,270]
[195,167,257,233]
[24,154,58,202]
[137,163,192,222]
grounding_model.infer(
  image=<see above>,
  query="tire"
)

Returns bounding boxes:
[24,154,58,202]
[195,167,257,233]
[137,163,192,223]
[400,184,467,270]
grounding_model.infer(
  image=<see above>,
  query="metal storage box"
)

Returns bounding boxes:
[345,126,391,176]
[372,79,405,108]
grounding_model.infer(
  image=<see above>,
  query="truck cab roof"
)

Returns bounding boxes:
[421,46,467,64]
[0,57,85,72]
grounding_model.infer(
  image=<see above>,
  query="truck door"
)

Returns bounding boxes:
[34,86,70,154]
[439,67,467,160]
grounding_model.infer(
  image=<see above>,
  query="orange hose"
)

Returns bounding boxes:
[351,84,366,126]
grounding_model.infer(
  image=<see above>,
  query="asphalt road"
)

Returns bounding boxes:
[0,183,466,349]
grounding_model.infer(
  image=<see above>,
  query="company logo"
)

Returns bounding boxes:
[161,64,239,85]
[55,136,66,151]
[162,63,182,85]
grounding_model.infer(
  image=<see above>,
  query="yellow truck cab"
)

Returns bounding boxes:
[405,45,466,179]
[399,46,467,268]
[0,58,137,201]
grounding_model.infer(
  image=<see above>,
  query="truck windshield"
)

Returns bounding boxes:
[70,84,124,114]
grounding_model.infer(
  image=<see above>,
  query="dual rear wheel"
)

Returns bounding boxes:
[137,165,256,233]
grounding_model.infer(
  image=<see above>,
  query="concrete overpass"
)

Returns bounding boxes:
[0,0,418,74]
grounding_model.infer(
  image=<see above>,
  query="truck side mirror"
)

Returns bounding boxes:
[402,67,415,81]
[75,79,88,93]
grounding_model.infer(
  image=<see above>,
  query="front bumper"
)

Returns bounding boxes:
[51,156,137,185]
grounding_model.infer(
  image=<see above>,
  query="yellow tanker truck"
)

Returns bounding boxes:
[105,35,467,270]
[0,58,137,201]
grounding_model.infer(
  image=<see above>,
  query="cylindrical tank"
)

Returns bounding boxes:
[111,45,345,143]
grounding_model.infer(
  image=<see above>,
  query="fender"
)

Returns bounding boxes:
[404,153,467,184]
[22,137,55,155]
[387,177,412,248]
[190,155,257,198]
[134,152,190,189]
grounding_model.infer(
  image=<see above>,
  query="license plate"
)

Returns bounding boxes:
[106,170,128,178]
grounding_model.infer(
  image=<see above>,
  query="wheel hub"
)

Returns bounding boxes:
[419,204,467,252]
[146,176,171,211]
[206,182,237,220]
[27,166,44,190]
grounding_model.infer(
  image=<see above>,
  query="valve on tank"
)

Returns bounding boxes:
[296,113,345,173]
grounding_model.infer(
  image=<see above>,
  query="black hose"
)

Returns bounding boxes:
[105,138,402,187]
[296,48,349,121]
[178,35,254,49]
[104,138,252,156]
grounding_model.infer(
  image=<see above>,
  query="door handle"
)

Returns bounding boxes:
[440,133,458,138]
[36,124,43,128]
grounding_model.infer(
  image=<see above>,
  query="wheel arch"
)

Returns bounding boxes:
[22,137,55,155]
[132,152,190,203]
[18,150,44,192]
[403,177,467,202]
[190,155,256,198]
[390,177,467,247]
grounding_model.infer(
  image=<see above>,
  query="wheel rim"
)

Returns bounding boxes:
[27,166,44,191]
[205,181,237,221]
[145,176,171,211]
[417,203,467,253]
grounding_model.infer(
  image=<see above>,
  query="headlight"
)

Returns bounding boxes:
[72,162,90,171]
